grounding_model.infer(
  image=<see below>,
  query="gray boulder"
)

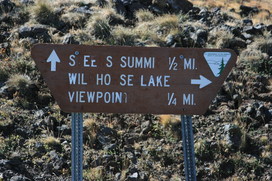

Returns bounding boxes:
[0,0,15,14]
[224,124,242,151]
[10,176,30,181]
[18,25,51,42]
[167,0,193,13]
[240,5,259,17]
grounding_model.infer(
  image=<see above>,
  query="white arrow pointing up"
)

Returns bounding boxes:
[46,50,61,71]
[191,75,212,89]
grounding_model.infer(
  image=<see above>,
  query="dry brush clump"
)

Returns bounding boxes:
[84,166,105,180]
[6,74,33,96]
[86,15,112,41]
[110,26,139,46]
[97,6,125,26]
[32,1,61,28]
[208,28,234,48]
[135,9,155,22]
[133,13,180,46]
[153,14,179,36]
[240,34,272,75]
[42,136,62,152]
[61,12,87,29]
[84,118,98,147]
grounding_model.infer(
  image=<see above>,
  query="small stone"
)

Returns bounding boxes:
[243,26,263,35]
[73,6,92,15]
[243,19,253,25]
[35,142,46,153]
[0,159,10,168]
[241,32,253,40]
[20,0,34,4]
[254,24,265,31]
[166,0,193,13]
[0,34,5,43]
[115,172,121,180]
[267,24,272,31]
[139,171,148,180]
[104,143,117,151]
[57,124,71,135]
[165,34,175,46]
[245,106,256,117]
[129,172,138,179]
[240,5,259,17]
[96,0,108,7]
[18,25,51,42]
[224,124,242,151]
[34,110,45,118]
[192,29,208,47]
[10,175,31,181]
[140,120,151,134]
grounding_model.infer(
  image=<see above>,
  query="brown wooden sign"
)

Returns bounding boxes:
[31,44,237,115]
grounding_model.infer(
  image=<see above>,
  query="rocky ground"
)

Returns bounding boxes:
[0,0,271,180]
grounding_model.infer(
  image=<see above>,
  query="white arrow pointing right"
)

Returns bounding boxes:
[191,75,212,89]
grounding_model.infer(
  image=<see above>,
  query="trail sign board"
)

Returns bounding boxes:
[31,44,237,115]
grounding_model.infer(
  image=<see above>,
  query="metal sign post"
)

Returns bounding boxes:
[181,115,197,181]
[71,113,83,181]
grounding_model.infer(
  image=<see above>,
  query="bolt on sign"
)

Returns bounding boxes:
[31,44,237,115]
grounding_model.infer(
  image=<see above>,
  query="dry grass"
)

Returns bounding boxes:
[84,118,98,147]
[154,14,179,35]
[158,115,180,127]
[87,15,111,40]
[61,12,86,28]
[189,0,272,24]
[189,0,240,10]
[208,29,234,48]
[6,74,32,89]
[261,150,271,160]
[251,35,272,55]
[97,7,124,25]
[69,29,95,44]
[252,10,271,24]
[189,0,272,11]
[240,48,264,61]
[135,9,155,22]
[42,136,60,146]
[85,166,105,180]
[111,26,138,46]
[32,1,56,25]
[259,135,269,144]
[134,21,164,45]
[134,14,180,46]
